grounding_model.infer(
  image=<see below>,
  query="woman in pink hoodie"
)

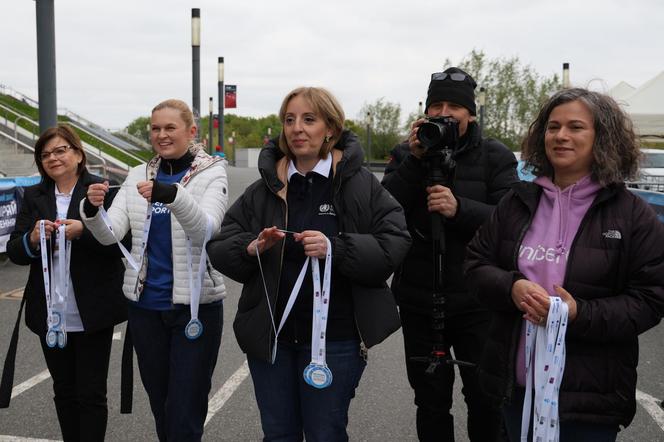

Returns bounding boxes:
[465,88,664,442]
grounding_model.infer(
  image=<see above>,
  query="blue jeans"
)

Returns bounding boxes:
[247,340,367,442]
[128,303,223,442]
[503,387,618,442]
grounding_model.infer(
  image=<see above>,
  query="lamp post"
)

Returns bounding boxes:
[191,8,201,139]
[217,57,225,157]
[478,87,486,133]
[208,97,214,153]
[366,111,372,168]
[418,101,423,116]
[562,62,570,88]
[36,0,57,133]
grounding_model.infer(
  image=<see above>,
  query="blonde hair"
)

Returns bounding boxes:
[278,87,345,158]
[152,99,195,128]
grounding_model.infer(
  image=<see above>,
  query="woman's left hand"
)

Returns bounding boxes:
[56,219,84,240]
[294,230,328,258]
[521,285,578,325]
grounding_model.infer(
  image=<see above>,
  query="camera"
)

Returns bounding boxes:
[417,116,460,152]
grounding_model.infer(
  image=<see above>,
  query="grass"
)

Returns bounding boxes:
[0,94,143,167]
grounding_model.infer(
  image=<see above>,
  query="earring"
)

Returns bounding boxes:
[324,135,331,143]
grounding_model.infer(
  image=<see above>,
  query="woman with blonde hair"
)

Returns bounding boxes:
[208,87,410,440]
[82,99,228,442]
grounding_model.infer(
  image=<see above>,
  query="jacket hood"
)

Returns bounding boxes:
[258,129,364,195]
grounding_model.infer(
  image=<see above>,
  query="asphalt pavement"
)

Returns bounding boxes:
[0,165,663,441]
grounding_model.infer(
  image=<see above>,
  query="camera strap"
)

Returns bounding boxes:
[521,296,568,442]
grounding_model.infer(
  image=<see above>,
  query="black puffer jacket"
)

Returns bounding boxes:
[465,181,664,426]
[382,122,518,315]
[207,131,411,362]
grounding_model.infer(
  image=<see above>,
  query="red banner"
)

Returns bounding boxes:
[224,85,237,108]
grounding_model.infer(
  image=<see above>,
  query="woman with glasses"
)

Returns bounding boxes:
[81,99,228,442]
[4,124,128,441]
[207,87,410,441]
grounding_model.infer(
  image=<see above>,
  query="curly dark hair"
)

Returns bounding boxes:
[521,88,640,186]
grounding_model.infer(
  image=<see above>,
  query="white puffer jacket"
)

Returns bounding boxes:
[80,147,228,304]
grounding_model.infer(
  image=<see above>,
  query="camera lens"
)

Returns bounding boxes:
[418,121,446,150]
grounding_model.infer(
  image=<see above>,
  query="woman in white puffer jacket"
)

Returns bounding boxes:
[81,99,227,442]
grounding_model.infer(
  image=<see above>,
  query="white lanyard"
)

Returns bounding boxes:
[184,216,214,339]
[98,204,152,271]
[255,233,333,372]
[521,297,568,442]
[40,221,70,348]
[309,240,332,365]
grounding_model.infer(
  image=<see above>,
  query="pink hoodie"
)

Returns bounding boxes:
[515,175,602,386]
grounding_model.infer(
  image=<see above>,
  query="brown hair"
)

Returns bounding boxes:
[522,88,640,186]
[34,124,87,179]
[152,99,195,128]
[277,87,345,159]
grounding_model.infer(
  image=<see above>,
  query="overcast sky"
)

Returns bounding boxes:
[2,0,662,130]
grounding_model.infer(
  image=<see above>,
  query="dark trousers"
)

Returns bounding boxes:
[247,340,366,442]
[40,326,114,442]
[503,387,619,442]
[401,308,503,442]
[128,302,223,442]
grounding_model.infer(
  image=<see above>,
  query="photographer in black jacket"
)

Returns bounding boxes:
[382,67,518,441]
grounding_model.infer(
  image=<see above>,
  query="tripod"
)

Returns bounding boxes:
[410,148,475,375]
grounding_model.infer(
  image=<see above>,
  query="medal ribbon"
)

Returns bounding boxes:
[55,224,71,334]
[185,215,214,333]
[98,204,152,271]
[310,237,332,366]
[521,296,568,442]
[39,221,55,329]
[255,232,332,364]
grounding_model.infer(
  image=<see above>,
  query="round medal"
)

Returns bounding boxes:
[57,331,67,349]
[304,363,333,389]
[185,318,203,340]
[50,311,62,328]
[46,329,58,348]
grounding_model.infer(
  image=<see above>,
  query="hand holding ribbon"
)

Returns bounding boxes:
[247,226,285,257]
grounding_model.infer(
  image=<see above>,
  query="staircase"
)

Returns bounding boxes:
[0,135,37,177]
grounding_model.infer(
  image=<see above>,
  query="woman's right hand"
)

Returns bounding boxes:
[87,181,110,207]
[511,278,550,325]
[247,226,285,257]
[29,219,56,247]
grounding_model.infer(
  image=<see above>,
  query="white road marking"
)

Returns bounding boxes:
[11,369,51,399]
[204,360,250,427]
[636,388,664,432]
[0,437,61,441]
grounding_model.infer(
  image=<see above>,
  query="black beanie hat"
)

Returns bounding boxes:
[425,67,477,116]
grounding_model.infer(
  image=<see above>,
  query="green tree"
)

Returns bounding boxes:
[125,116,151,143]
[444,49,561,150]
[357,98,403,160]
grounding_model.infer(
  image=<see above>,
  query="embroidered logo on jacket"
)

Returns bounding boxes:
[318,204,336,216]
[602,230,622,240]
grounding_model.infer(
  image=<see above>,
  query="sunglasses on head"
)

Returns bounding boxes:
[431,72,467,81]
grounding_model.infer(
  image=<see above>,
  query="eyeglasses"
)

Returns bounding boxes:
[39,145,73,162]
[431,72,468,82]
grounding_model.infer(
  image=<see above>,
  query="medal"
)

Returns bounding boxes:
[185,318,203,340]
[46,329,58,348]
[303,363,333,389]
[50,311,62,328]
[57,330,67,349]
